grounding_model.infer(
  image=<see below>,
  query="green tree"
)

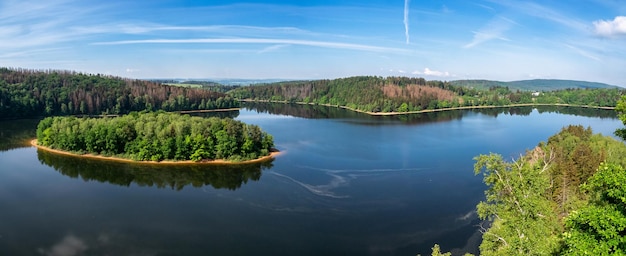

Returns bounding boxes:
[615,96,626,140]
[474,153,560,255]
[562,163,626,255]
[36,112,274,162]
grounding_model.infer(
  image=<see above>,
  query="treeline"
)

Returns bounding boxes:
[36,111,274,162]
[0,68,239,119]
[228,76,625,113]
[229,76,468,112]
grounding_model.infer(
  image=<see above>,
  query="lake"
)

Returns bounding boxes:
[0,103,622,256]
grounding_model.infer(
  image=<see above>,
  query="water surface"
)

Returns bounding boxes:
[0,104,621,255]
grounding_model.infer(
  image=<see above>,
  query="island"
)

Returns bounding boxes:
[35,111,277,164]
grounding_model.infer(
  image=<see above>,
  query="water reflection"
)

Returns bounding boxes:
[0,118,38,151]
[37,149,273,190]
[243,102,617,125]
[188,109,240,119]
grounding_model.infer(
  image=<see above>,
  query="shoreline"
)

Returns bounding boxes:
[240,99,616,116]
[31,139,280,165]
[178,108,240,114]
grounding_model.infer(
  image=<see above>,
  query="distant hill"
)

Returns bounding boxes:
[449,79,621,91]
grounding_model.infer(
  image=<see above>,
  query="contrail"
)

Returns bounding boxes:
[404,0,410,44]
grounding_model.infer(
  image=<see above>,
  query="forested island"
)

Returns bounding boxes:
[228,76,625,114]
[0,68,239,119]
[35,111,275,163]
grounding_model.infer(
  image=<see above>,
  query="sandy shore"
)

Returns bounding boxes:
[31,139,280,165]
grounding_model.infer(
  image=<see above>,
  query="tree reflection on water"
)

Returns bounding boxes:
[37,149,273,190]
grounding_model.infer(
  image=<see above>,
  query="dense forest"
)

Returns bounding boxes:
[36,111,274,162]
[228,76,625,113]
[429,96,626,255]
[0,68,239,119]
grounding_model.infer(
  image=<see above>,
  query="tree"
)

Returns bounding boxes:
[473,153,560,255]
[615,96,626,140]
[562,163,626,255]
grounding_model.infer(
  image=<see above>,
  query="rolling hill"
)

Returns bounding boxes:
[449,79,621,91]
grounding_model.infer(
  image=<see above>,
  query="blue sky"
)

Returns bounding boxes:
[1,0,626,86]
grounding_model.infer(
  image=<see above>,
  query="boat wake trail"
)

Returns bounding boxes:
[270,171,350,198]
[269,166,426,198]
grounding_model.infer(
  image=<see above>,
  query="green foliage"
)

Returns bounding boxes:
[544,125,626,218]
[0,68,239,119]
[562,163,626,255]
[36,111,274,162]
[471,124,626,255]
[428,244,451,256]
[616,96,626,141]
[474,153,561,255]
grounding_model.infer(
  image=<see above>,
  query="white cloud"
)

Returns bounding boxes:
[412,68,452,77]
[404,0,410,44]
[593,16,626,37]
[423,68,450,77]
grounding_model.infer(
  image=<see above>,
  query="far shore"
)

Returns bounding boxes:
[178,108,240,114]
[240,99,616,116]
[31,139,280,165]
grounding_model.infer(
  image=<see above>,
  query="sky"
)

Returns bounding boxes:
[1,0,626,86]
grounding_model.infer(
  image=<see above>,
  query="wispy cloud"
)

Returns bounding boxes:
[258,44,290,54]
[464,16,514,48]
[593,16,626,38]
[94,38,411,54]
[0,0,105,51]
[564,44,601,61]
[71,24,308,36]
[487,0,587,31]
[404,0,410,44]
[474,3,496,12]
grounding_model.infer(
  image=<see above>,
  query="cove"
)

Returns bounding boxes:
[0,104,621,256]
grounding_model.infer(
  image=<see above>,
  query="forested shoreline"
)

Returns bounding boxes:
[0,68,239,119]
[36,111,275,163]
[427,97,626,255]
[229,76,625,114]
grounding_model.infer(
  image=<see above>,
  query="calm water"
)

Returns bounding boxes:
[0,104,622,256]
